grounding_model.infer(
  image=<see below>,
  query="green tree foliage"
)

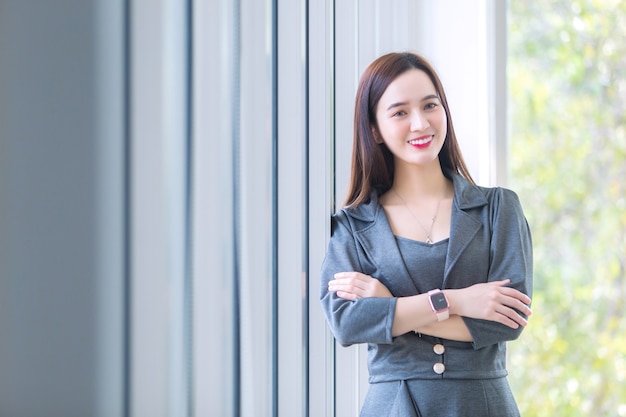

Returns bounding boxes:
[507,0,626,415]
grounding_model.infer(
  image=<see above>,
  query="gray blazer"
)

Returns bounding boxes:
[320,174,533,383]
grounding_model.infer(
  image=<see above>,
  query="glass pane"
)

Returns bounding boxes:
[508,2,626,416]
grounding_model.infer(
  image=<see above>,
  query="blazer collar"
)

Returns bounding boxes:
[343,174,488,224]
[342,174,488,291]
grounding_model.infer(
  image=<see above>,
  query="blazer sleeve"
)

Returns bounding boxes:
[462,188,534,349]
[319,211,397,347]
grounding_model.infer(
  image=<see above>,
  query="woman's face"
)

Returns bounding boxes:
[373,69,447,169]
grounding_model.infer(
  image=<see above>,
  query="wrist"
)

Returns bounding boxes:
[444,289,460,316]
[428,289,450,321]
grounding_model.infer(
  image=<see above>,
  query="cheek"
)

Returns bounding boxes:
[435,111,448,134]
[376,120,396,140]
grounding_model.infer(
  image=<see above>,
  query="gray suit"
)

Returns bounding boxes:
[320,174,532,415]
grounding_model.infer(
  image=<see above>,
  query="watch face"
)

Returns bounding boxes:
[430,292,448,310]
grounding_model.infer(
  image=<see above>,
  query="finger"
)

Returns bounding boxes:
[493,310,523,329]
[497,306,529,327]
[502,302,532,318]
[331,279,356,292]
[336,290,359,301]
[335,271,368,279]
[488,279,511,287]
[334,277,371,292]
[494,293,532,317]
[510,299,532,316]
[330,280,367,296]
[499,287,532,305]
[334,272,362,279]
[496,313,521,329]
[329,281,352,293]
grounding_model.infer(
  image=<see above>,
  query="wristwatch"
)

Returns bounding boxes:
[428,289,450,321]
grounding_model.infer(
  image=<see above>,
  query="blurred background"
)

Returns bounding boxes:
[0,0,623,416]
[508,1,626,416]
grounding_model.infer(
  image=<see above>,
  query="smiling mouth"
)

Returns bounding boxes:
[408,135,433,146]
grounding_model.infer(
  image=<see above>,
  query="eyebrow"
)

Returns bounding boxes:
[386,94,440,111]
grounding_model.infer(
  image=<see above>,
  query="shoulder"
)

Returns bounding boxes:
[451,174,523,211]
[481,186,525,215]
[328,192,384,242]
[475,185,529,233]
[332,191,381,224]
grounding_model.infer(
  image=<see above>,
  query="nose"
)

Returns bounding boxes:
[410,111,429,131]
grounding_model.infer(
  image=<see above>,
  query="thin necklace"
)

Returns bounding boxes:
[393,185,445,244]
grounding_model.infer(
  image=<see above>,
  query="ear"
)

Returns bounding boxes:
[371,125,383,144]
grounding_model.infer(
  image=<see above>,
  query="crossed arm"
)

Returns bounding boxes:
[328,272,532,342]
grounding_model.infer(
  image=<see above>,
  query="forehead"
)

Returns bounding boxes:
[378,69,437,105]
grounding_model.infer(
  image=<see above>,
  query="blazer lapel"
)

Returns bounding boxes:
[443,175,488,287]
[350,194,419,296]
[444,206,483,283]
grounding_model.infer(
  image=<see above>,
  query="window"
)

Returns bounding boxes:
[508,2,626,415]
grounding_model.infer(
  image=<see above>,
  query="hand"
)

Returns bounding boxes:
[328,272,393,300]
[451,279,532,329]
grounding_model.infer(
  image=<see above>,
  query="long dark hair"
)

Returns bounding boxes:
[343,52,475,207]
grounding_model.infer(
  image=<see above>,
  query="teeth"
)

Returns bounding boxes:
[409,136,432,145]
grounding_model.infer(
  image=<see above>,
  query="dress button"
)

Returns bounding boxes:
[433,343,445,355]
[433,362,445,374]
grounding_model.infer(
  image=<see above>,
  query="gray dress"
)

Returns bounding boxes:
[358,237,520,417]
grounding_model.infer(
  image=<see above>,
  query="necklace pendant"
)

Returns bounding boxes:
[425,237,433,244]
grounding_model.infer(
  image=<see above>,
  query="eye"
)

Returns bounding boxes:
[424,102,439,110]
[392,110,407,117]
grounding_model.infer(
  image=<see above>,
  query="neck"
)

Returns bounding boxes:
[392,161,449,199]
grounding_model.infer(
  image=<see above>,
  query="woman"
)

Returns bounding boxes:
[320,52,533,416]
